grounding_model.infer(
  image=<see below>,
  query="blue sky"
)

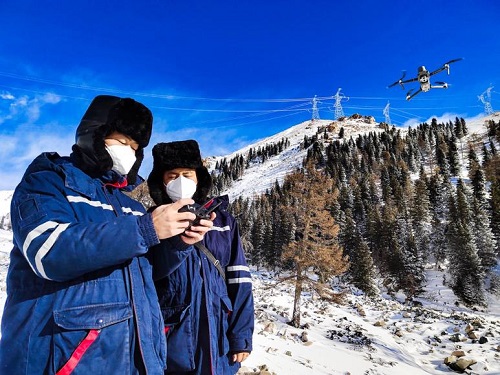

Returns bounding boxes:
[0,1,499,190]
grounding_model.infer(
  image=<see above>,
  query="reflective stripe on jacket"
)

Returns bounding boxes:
[0,152,166,374]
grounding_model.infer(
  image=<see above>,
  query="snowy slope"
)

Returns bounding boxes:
[242,267,500,375]
[208,117,384,200]
[212,112,500,201]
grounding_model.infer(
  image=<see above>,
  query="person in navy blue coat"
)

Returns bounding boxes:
[147,140,254,375]
[0,96,213,374]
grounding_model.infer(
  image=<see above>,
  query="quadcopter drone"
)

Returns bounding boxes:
[388,58,462,101]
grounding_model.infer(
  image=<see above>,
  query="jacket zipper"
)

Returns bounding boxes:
[198,251,215,375]
[102,185,148,374]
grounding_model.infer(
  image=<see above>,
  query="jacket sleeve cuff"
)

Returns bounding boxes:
[137,213,160,248]
[229,337,252,353]
[163,235,191,250]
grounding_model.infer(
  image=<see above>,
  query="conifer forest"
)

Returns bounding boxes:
[208,118,500,309]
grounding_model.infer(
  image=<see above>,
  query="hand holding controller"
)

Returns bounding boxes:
[179,198,221,228]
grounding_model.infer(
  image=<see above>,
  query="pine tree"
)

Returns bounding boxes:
[482,143,492,167]
[436,141,450,176]
[249,198,266,268]
[365,204,384,264]
[428,173,451,266]
[339,127,345,139]
[376,201,399,286]
[280,162,348,327]
[352,183,367,234]
[471,196,498,271]
[447,180,486,306]
[454,117,465,139]
[341,209,377,296]
[385,211,426,297]
[411,173,432,262]
[468,166,498,270]
[491,179,500,256]
[401,222,426,296]
[484,153,500,255]
[468,146,481,182]
[447,136,460,176]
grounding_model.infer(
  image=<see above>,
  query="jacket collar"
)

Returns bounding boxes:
[28,152,141,198]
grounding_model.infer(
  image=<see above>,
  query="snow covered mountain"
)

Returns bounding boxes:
[208,116,384,200]
[209,112,497,202]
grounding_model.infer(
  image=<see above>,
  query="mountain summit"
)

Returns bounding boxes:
[209,115,384,200]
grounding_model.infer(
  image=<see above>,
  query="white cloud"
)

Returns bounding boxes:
[401,112,485,129]
[0,92,62,125]
[423,112,466,124]
[0,135,18,158]
[0,127,74,190]
[0,92,14,100]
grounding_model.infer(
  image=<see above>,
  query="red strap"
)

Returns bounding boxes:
[56,329,100,375]
[164,326,170,334]
[104,178,128,188]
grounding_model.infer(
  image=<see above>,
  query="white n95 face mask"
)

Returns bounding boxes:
[105,144,137,175]
[165,175,197,202]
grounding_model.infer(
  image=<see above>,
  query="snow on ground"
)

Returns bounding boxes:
[237,268,500,375]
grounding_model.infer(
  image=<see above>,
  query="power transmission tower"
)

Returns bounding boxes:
[478,86,494,115]
[333,88,348,120]
[311,95,320,120]
[383,101,391,125]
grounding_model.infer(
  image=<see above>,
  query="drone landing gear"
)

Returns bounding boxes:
[406,88,422,101]
[431,82,449,89]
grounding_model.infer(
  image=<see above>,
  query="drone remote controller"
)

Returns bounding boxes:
[179,198,221,227]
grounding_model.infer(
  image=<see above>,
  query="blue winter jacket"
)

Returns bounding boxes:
[150,196,254,375]
[0,152,167,374]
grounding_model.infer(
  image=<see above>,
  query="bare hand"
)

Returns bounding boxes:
[231,351,250,363]
[181,213,216,245]
[152,199,196,239]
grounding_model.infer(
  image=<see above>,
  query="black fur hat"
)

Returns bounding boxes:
[105,98,152,148]
[71,95,153,184]
[147,140,212,205]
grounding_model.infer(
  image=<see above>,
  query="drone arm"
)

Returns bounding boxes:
[431,58,462,76]
[389,76,417,90]
[430,64,451,76]
[401,77,419,84]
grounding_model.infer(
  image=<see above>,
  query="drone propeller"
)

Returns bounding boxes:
[442,58,463,74]
[388,71,407,89]
[444,58,463,65]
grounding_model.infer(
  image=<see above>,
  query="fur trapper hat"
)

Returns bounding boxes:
[71,95,152,184]
[147,140,212,205]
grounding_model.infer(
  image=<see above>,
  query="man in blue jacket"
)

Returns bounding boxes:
[147,140,254,375]
[0,96,213,374]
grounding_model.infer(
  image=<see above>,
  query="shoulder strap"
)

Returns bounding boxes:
[194,242,226,281]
